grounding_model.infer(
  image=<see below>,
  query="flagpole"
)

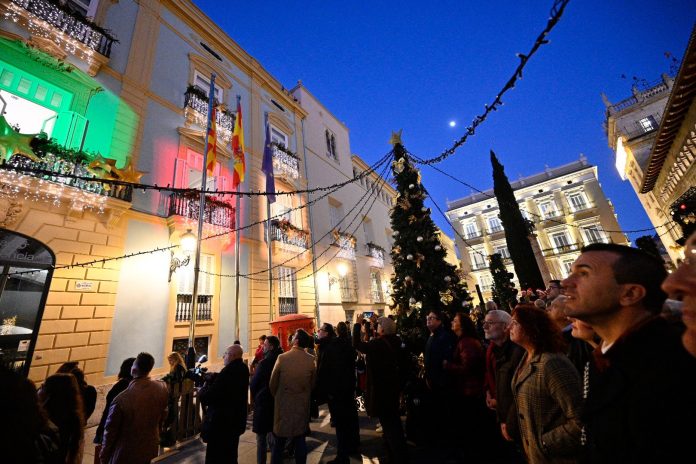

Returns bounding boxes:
[234,192,241,341]
[188,73,216,352]
[261,112,276,322]
[267,199,274,322]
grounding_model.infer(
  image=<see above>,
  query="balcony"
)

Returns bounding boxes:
[278,297,298,315]
[183,86,235,143]
[340,286,358,302]
[6,0,117,74]
[5,154,132,202]
[570,202,598,220]
[464,230,484,242]
[334,231,356,260]
[175,294,212,322]
[269,219,309,251]
[366,242,385,268]
[543,243,580,257]
[370,290,384,304]
[272,144,300,184]
[488,225,504,234]
[471,261,488,271]
[167,192,235,229]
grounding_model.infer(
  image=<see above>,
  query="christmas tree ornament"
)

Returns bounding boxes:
[406,254,414,260]
[408,214,418,224]
[413,301,423,310]
[439,290,453,305]
[415,253,425,268]
[409,297,416,305]
[408,184,415,189]
[393,230,400,237]
[404,275,412,282]
[434,245,442,251]
[421,207,428,212]
[444,276,451,282]
[416,236,423,242]
[0,116,39,162]
[392,245,401,254]
[397,196,412,210]
[113,160,147,184]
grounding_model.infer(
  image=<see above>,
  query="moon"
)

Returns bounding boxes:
[449,121,456,127]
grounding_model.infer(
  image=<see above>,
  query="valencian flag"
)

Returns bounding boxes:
[205,103,218,175]
[261,113,276,203]
[231,96,245,189]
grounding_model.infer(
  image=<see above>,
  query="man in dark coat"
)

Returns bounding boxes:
[353,317,408,463]
[563,243,696,463]
[424,310,456,444]
[199,344,249,464]
[250,336,282,464]
[316,323,359,463]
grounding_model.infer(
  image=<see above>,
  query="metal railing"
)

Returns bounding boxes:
[335,233,357,260]
[4,155,133,201]
[366,243,385,267]
[471,261,488,271]
[340,286,358,302]
[543,243,580,257]
[270,221,309,249]
[272,146,300,181]
[465,231,483,240]
[278,297,298,315]
[11,0,117,57]
[175,294,213,322]
[183,87,235,133]
[488,225,504,234]
[168,192,235,229]
[370,290,384,303]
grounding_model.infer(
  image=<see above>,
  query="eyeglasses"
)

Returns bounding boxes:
[482,321,503,327]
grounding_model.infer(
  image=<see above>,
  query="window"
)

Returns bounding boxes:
[550,232,571,252]
[65,0,98,17]
[362,217,374,244]
[176,254,215,322]
[487,216,503,233]
[329,201,343,229]
[639,116,656,133]
[538,200,558,219]
[270,125,288,148]
[567,192,589,211]
[479,274,493,292]
[278,267,297,315]
[370,270,383,303]
[174,149,224,191]
[339,261,357,302]
[193,71,223,103]
[271,194,302,228]
[561,259,575,277]
[583,225,606,245]
[470,250,487,270]
[494,246,510,259]
[325,129,337,160]
[464,221,479,239]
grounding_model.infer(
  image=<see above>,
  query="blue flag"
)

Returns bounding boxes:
[261,114,276,203]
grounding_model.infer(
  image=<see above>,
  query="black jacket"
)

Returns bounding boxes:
[583,316,696,463]
[492,339,524,441]
[250,348,281,434]
[424,325,457,391]
[316,336,356,402]
[353,326,402,417]
[199,358,249,438]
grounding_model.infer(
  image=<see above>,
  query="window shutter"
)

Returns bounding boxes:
[187,150,204,171]
[174,158,188,189]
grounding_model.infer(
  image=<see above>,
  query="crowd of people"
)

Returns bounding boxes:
[3,234,696,464]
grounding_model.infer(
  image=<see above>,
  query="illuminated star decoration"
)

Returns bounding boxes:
[0,116,39,162]
[392,157,406,174]
[87,155,117,179]
[389,129,403,146]
[114,160,146,184]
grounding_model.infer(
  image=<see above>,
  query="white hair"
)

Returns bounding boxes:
[486,309,512,327]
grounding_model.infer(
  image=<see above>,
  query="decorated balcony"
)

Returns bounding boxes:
[175,294,212,322]
[333,230,356,260]
[167,192,235,229]
[269,219,309,251]
[183,86,234,143]
[366,242,385,268]
[272,143,300,183]
[5,0,118,75]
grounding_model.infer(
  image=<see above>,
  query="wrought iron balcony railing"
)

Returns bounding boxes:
[168,192,235,229]
[543,243,580,257]
[5,155,133,201]
[471,261,488,271]
[488,225,504,234]
[465,230,483,240]
[272,145,300,182]
[340,286,358,302]
[175,294,212,322]
[278,297,298,315]
[270,220,309,250]
[334,232,357,260]
[10,0,117,57]
[366,242,385,267]
[370,290,384,303]
[184,87,235,138]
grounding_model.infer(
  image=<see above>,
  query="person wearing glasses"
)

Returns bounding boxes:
[662,231,696,358]
[483,310,525,461]
[510,305,583,464]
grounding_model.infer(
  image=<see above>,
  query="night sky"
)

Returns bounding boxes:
[193,0,694,243]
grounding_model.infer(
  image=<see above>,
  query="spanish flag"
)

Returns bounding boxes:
[205,104,218,175]
[231,97,245,189]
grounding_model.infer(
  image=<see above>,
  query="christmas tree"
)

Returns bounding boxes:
[491,150,545,291]
[489,253,517,312]
[389,132,472,337]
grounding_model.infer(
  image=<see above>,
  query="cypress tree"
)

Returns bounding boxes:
[491,150,545,290]
[489,253,517,311]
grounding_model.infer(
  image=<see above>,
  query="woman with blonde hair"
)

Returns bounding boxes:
[162,351,188,446]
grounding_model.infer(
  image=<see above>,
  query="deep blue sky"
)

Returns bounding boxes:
[194,0,694,242]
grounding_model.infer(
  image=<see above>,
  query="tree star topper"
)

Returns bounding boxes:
[389,129,403,146]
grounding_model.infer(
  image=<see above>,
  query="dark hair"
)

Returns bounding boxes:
[135,352,155,375]
[41,374,84,462]
[118,357,136,380]
[454,312,478,338]
[512,304,567,354]
[294,329,311,349]
[336,321,349,338]
[548,279,561,287]
[259,335,267,341]
[582,243,667,312]
[56,361,86,387]
[266,335,281,349]
[321,323,336,337]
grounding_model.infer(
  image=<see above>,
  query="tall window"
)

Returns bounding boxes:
[539,200,558,219]
[329,201,343,229]
[193,71,223,103]
[487,216,503,233]
[494,245,510,259]
[278,267,297,315]
[550,232,571,251]
[271,194,301,228]
[583,225,606,245]
[339,262,357,302]
[567,192,588,211]
[561,259,575,277]
[363,217,374,243]
[479,274,493,292]
[464,221,479,239]
[370,270,383,303]
[470,250,486,270]
[325,129,337,160]
[176,254,215,322]
[270,125,288,148]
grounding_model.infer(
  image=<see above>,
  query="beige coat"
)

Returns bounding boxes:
[100,377,169,464]
[269,347,316,437]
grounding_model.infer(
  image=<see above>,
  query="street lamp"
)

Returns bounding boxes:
[169,229,196,282]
